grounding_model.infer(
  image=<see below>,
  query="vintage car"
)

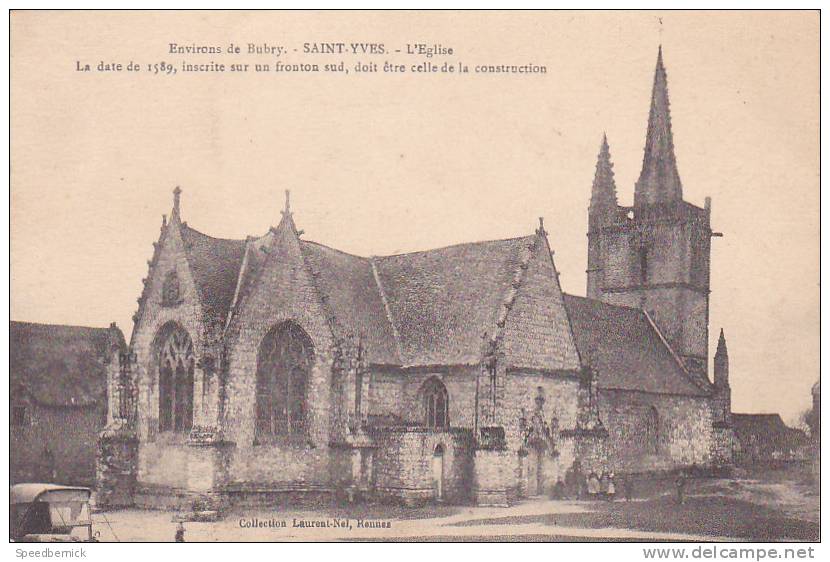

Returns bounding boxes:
[10,484,97,542]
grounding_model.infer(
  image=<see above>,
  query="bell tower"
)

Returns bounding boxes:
[585,47,716,377]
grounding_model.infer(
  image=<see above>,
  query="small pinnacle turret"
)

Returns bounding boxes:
[634,46,683,207]
[588,133,618,229]
[714,328,729,387]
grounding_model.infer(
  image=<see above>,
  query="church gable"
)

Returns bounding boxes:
[225,218,335,353]
[221,215,340,447]
[132,215,206,348]
[499,233,581,372]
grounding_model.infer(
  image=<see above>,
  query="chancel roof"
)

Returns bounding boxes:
[563,294,707,396]
[173,218,562,368]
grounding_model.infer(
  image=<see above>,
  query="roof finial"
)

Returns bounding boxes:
[173,186,182,215]
[536,217,547,237]
[282,189,292,219]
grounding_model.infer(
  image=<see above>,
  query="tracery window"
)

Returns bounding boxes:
[157,325,194,432]
[422,377,449,429]
[255,322,313,441]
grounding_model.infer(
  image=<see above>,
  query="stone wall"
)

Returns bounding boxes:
[472,448,512,506]
[96,428,138,509]
[368,367,478,429]
[597,388,713,473]
[371,427,473,505]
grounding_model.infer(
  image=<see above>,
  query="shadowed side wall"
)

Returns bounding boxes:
[597,389,713,473]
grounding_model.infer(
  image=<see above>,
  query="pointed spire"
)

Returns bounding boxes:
[589,134,618,230]
[635,46,683,207]
[591,133,618,208]
[716,328,727,357]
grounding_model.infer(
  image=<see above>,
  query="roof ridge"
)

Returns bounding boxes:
[642,310,711,392]
[300,239,372,261]
[294,232,347,345]
[224,242,253,332]
[373,234,537,260]
[563,293,647,313]
[10,320,115,331]
[370,257,404,362]
[489,235,539,349]
[180,222,248,244]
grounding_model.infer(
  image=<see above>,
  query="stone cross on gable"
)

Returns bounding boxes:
[282,189,292,219]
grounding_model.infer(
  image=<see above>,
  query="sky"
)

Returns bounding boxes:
[10,11,819,423]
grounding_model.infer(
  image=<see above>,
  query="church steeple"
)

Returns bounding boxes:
[589,133,618,228]
[634,46,683,207]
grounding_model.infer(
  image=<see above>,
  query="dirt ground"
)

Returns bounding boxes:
[90,464,819,542]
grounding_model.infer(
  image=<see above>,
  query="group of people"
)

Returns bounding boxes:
[551,463,634,501]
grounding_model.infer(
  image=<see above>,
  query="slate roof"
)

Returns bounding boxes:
[172,218,550,367]
[299,241,400,365]
[563,294,706,396]
[733,414,809,447]
[10,321,126,407]
[372,236,537,366]
[179,224,247,325]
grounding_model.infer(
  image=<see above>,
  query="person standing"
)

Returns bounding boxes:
[606,472,616,501]
[175,521,185,542]
[623,476,634,502]
[675,473,687,505]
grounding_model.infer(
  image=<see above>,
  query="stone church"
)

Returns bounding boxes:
[98,48,733,509]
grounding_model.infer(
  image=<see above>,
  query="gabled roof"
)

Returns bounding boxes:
[733,414,809,446]
[299,241,400,364]
[562,294,707,396]
[179,224,247,325]
[10,321,126,407]
[372,236,538,366]
[164,217,563,368]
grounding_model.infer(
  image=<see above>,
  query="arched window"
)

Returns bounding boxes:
[422,377,449,429]
[157,325,194,432]
[256,322,313,441]
[645,405,659,454]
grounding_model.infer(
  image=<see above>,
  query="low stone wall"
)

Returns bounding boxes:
[711,424,734,466]
[370,427,473,505]
[96,427,138,510]
[472,448,512,506]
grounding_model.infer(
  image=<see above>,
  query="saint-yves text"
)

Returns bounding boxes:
[163,42,454,57]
